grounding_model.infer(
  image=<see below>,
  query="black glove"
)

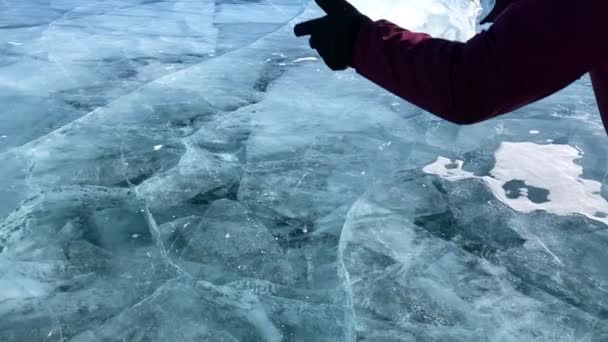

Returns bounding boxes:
[294,0,371,71]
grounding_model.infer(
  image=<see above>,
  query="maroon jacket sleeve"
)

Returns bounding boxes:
[352,0,608,125]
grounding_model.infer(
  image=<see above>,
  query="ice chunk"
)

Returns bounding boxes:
[165,199,295,284]
[135,142,241,211]
[0,186,143,257]
[0,247,180,341]
[71,279,352,342]
[351,0,482,40]
[0,0,309,153]
[70,279,263,342]
[0,187,181,341]
[239,60,420,221]
[340,171,607,340]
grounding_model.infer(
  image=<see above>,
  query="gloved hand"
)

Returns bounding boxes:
[294,0,371,71]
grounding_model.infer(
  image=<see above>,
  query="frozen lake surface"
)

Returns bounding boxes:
[1,0,607,341]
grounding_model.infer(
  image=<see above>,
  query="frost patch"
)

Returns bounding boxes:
[423,142,608,225]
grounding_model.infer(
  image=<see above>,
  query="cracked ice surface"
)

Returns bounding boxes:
[1,0,607,341]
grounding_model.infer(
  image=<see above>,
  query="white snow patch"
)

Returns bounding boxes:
[423,142,608,225]
[292,57,317,63]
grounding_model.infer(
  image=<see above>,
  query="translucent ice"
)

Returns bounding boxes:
[1,0,607,341]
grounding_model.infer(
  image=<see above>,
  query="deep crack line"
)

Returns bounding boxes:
[141,205,190,277]
[119,144,191,279]
[337,200,360,342]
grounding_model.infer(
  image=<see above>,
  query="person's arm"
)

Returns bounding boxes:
[353,0,607,124]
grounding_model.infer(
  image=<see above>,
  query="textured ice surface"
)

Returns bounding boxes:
[1,0,607,341]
